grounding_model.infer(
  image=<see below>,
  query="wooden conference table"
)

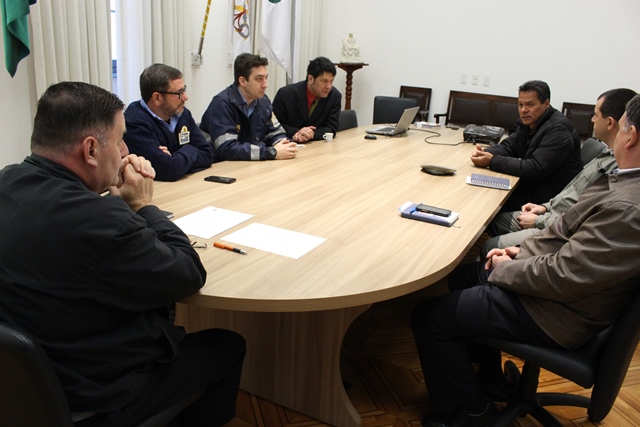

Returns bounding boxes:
[153,126,518,427]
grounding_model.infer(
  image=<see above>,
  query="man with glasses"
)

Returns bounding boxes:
[124,63,215,181]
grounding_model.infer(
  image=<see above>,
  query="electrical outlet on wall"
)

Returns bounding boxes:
[191,52,202,67]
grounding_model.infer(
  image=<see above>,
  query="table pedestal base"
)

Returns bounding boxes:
[176,304,370,427]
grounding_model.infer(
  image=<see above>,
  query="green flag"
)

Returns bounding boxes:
[0,0,36,77]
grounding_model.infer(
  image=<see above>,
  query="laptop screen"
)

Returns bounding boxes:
[366,106,419,136]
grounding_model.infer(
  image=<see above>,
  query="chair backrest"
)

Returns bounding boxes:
[338,109,358,132]
[590,289,640,421]
[492,100,521,133]
[399,86,432,121]
[0,322,207,427]
[563,102,595,140]
[0,323,73,427]
[581,137,606,166]
[437,90,519,132]
[372,96,419,125]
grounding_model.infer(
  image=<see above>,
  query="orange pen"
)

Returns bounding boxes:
[213,241,247,255]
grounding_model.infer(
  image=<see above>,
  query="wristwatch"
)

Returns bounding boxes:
[267,146,277,160]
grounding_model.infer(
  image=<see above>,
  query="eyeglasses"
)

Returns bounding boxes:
[158,85,187,100]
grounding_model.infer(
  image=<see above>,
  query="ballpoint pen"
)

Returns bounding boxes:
[213,241,247,255]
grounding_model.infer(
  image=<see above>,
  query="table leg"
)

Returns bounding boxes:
[176,304,370,427]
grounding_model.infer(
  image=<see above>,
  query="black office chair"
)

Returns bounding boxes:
[399,85,432,122]
[562,102,595,140]
[338,109,358,131]
[581,137,606,166]
[372,96,419,124]
[474,290,640,427]
[0,323,206,427]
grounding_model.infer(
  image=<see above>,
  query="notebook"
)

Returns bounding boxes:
[366,106,420,136]
[466,173,511,190]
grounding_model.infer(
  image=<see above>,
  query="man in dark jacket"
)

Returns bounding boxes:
[272,56,342,142]
[124,63,215,181]
[0,82,245,427]
[201,53,298,161]
[471,80,582,212]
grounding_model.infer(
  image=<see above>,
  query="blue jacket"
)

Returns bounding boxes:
[124,101,214,181]
[272,80,341,140]
[200,84,287,161]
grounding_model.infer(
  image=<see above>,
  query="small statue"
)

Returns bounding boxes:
[341,33,363,63]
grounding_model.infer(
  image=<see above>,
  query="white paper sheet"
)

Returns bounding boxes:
[222,223,326,259]
[173,206,253,239]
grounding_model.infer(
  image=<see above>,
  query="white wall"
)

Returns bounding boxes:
[181,0,640,125]
[1,0,639,168]
[317,0,640,125]
[184,0,235,122]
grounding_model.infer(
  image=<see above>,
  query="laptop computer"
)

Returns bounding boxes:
[366,106,420,136]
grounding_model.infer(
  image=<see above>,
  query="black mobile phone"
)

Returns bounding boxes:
[416,203,451,217]
[204,176,236,184]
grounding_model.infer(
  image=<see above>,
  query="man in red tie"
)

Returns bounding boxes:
[273,56,342,142]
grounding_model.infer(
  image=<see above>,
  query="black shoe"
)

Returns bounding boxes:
[481,360,520,402]
[421,401,497,427]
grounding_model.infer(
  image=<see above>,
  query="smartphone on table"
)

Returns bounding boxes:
[415,203,451,217]
[204,176,236,184]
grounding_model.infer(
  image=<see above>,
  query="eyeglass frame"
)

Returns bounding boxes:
[157,85,187,100]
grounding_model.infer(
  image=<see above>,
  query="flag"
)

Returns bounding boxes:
[260,0,292,79]
[0,0,36,77]
[231,0,252,60]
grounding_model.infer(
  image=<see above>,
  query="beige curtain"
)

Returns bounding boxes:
[293,0,322,82]
[30,0,112,98]
[115,0,192,106]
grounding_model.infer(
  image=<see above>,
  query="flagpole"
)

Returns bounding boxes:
[198,0,212,56]
[191,0,212,67]
[288,0,295,84]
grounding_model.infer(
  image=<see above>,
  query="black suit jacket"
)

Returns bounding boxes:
[0,154,206,413]
[272,80,341,140]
